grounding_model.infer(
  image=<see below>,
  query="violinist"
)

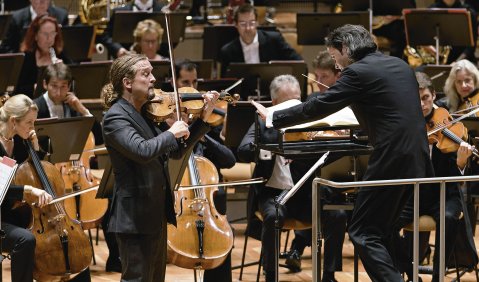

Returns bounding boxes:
[442,59,479,113]
[102,54,219,282]
[0,94,53,282]
[175,60,199,89]
[395,72,477,282]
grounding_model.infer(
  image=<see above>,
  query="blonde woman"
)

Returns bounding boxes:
[131,19,167,60]
[443,59,479,113]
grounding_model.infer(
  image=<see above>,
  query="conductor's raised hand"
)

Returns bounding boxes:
[251,100,268,121]
[168,120,190,139]
[201,91,220,122]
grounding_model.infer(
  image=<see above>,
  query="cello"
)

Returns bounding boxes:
[167,153,234,270]
[56,132,108,230]
[13,140,92,281]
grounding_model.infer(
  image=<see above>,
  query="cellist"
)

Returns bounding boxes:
[102,54,219,282]
[0,94,52,282]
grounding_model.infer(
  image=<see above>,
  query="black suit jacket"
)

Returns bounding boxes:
[103,98,210,234]
[219,29,303,76]
[273,52,434,185]
[0,5,69,53]
[98,2,166,58]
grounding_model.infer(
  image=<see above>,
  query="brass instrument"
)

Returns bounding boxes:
[404,45,451,68]
[79,0,128,35]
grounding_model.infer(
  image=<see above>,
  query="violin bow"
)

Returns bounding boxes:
[164,12,182,122]
[428,106,479,136]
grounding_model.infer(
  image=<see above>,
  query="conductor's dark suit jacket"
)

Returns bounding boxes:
[103,98,209,234]
[0,5,69,53]
[273,51,433,184]
[219,29,303,76]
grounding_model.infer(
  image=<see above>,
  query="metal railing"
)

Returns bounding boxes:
[312,175,479,282]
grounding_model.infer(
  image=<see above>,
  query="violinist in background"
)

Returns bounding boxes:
[0,94,53,282]
[442,59,479,113]
[102,54,218,282]
[131,19,168,61]
[15,15,72,98]
[429,0,477,64]
[395,72,478,282]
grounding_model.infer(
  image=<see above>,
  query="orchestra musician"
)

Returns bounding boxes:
[0,94,53,282]
[15,15,72,98]
[252,24,433,281]
[98,0,170,59]
[102,54,219,281]
[284,52,347,281]
[0,0,68,54]
[131,19,168,61]
[442,59,479,113]
[395,71,477,282]
[218,3,302,77]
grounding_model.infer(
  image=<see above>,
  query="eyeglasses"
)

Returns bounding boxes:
[38,31,57,39]
[141,39,158,45]
[238,21,257,28]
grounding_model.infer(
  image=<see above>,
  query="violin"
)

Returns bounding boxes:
[167,154,233,269]
[427,107,479,157]
[145,87,239,123]
[13,141,92,281]
[56,132,108,230]
[457,89,479,117]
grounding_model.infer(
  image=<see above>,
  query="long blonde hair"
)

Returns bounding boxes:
[102,54,148,109]
[0,94,38,136]
[444,59,479,112]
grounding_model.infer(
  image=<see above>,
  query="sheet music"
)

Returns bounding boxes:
[0,156,17,206]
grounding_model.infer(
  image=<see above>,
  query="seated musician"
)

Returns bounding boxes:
[442,59,479,113]
[395,72,477,282]
[428,0,477,64]
[0,94,53,282]
[237,74,346,282]
[97,0,172,59]
[218,3,302,77]
[0,0,69,54]
[131,19,168,61]
[284,51,347,281]
[15,15,72,98]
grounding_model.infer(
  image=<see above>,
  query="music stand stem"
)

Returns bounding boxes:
[435,25,440,65]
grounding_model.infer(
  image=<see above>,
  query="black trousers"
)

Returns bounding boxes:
[258,187,312,273]
[2,222,35,282]
[116,217,167,282]
[348,186,412,282]
[396,194,462,280]
[292,207,347,273]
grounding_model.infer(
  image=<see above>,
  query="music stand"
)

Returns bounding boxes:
[224,63,292,101]
[422,64,452,95]
[0,53,24,95]
[96,160,115,199]
[202,25,238,61]
[296,12,369,45]
[111,11,187,46]
[403,8,474,65]
[70,61,112,100]
[269,61,308,100]
[34,116,95,163]
[61,25,95,63]
[0,14,11,40]
[191,59,214,80]
[341,0,415,15]
[224,101,272,148]
[149,60,171,88]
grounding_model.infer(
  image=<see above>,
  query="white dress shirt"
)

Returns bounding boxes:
[240,33,260,64]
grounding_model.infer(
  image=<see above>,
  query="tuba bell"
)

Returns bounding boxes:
[404,45,451,68]
[79,0,128,35]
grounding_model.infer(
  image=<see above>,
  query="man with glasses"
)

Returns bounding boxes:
[219,3,302,77]
[0,0,68,53]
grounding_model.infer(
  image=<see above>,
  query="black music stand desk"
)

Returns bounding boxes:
[0,53,24,95]
[35,116,95,164]
[61,25,95,63]
[70,61,112,100]
[224,63,293,101]
[0,14,12,41]
[296,12,369,45]
[403,8,474,65]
